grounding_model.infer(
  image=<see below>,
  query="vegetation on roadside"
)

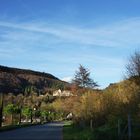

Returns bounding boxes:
[63,121,118,140]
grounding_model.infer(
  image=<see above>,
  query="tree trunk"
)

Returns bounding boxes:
[19,106,22,125]
[0,94,4,127]
[11,114,13,125]
[31,110,33,124]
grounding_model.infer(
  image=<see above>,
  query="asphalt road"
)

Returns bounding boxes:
[0,122,63,140]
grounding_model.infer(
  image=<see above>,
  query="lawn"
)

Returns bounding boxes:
[63,121,95,140]
[63,121,118,140]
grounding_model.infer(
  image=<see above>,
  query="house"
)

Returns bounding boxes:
[53,89,73,97]
[53,89,62,96]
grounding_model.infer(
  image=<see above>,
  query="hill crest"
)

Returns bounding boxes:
[0,65,66,94]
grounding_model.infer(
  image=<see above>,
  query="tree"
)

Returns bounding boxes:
[126,51,140,77]
[22,107,33,123]
[15,94,24,124]
[72,65,98,88]
[41,110,49,122]
[4,104,20,124]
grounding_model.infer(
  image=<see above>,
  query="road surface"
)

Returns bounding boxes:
[0,122,63,140]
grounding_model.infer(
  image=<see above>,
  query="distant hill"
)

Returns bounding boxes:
[0,65,68,94]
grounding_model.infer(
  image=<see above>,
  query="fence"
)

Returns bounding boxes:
[118,114,140,140]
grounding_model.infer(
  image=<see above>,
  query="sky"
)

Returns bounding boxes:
[0,0,140,88]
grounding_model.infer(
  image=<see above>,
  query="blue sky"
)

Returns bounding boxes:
[0,0,140,88]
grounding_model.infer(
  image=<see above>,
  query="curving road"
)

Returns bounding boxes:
[0,122,63,140]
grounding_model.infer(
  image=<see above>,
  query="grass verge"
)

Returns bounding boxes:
[63,121,118,140]
[63,121,94,140]
[0,123,41,132]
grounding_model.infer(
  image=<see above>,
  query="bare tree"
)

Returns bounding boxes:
[72,65,98,88]
[126,51,140,77]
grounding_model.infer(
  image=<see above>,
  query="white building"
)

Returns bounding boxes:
[53,89,73,97]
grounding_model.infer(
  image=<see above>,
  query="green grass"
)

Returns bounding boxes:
[0,123,41,132]
[63,121,118,140]
[63,121,95,140]
[93,125,117,140]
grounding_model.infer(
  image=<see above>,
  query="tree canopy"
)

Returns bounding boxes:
[126,51,140,78]
[72,65,98,88]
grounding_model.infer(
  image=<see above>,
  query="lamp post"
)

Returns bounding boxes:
[33,107,36,123]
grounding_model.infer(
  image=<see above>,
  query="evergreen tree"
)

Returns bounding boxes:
[72,65,98,88]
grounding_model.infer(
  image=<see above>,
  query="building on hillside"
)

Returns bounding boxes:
[53,89,73,97]
[53,89,61,96]
[66,113,73,120]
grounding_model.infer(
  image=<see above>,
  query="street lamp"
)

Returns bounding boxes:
[33,107,36,123]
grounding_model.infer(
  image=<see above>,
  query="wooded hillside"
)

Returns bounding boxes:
[0,65,68,94]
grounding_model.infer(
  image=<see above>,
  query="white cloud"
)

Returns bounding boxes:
[61,76,73,82]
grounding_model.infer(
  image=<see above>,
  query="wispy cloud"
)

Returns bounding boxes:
[0,17,140,48]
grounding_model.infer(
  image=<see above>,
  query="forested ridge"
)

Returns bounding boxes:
[0,65,67,94]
